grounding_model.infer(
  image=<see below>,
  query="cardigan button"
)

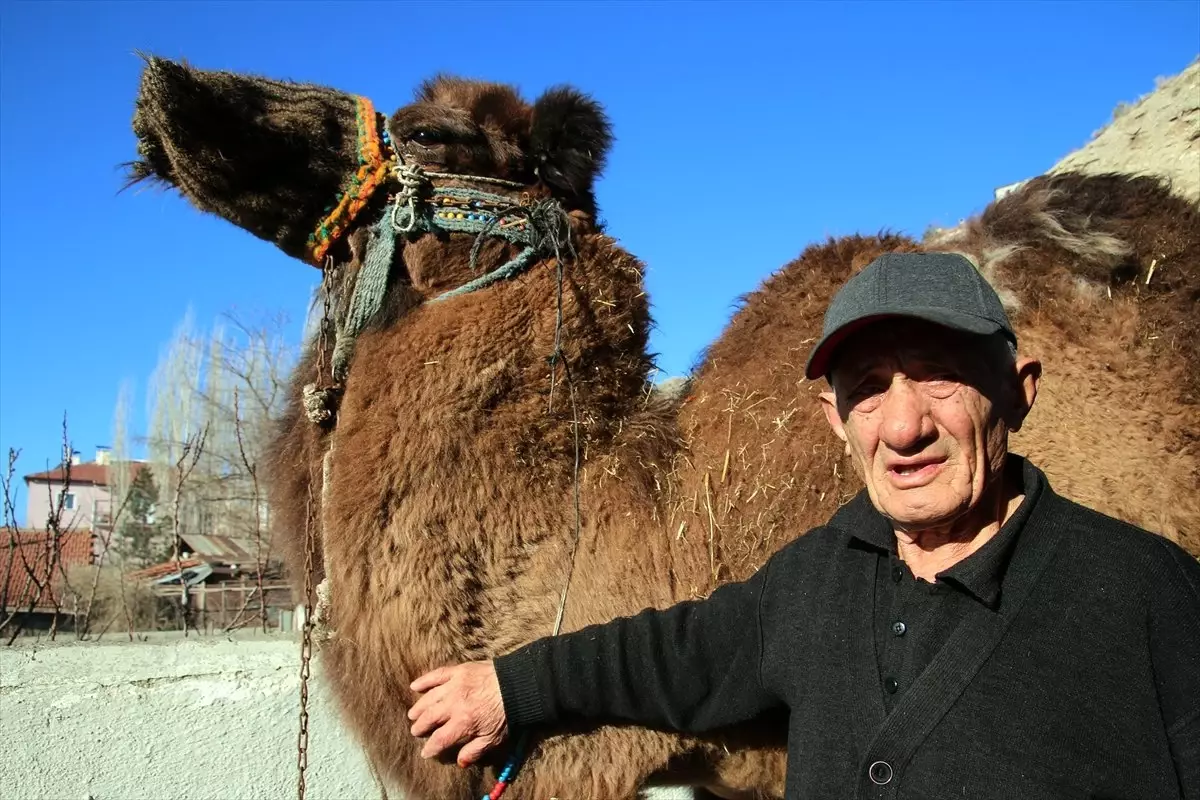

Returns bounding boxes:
[869,760,893,785]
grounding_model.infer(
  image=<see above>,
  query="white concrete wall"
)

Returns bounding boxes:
[0,634,382,800]
[0,634,694,800]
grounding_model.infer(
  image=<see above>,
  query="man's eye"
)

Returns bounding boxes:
[850,384,885,403]
[852,391,885,413]
[921,376,960,398]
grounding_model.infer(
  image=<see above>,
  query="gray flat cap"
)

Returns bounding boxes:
[804,252,1016,380]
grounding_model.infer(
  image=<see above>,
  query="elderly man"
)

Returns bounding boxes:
[407,252,1200,798]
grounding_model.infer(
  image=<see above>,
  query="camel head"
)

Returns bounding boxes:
[128,55,614,269]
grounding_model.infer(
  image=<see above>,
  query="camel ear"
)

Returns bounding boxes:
[530,86,613,201]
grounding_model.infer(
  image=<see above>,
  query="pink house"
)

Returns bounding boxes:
[22,448,145,554]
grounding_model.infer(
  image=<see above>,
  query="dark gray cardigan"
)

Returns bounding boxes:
[496,457,1200,799]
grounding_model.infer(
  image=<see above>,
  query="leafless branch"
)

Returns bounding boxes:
[3,416,74,643]
[170,423,210,637]
[75,480,138,640]
[224,391,271,633]
[1,448,25,630]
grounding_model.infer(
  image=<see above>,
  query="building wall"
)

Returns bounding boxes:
[0,633,695,800]
[24,480,110,532]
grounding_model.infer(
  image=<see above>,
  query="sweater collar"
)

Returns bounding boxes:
[832,454,1047,609]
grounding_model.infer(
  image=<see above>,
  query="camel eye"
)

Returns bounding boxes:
[408,128,449,145]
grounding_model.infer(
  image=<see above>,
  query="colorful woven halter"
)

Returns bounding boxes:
[317,98,572,385]
[303,93,570,296]
[384,159,571,304]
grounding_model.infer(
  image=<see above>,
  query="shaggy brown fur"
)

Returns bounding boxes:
[926,173,1200,553]
[667,233,922,590]
[127,57,1199,799]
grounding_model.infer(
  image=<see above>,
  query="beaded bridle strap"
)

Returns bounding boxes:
[305,97,393,267]
[385,161,570,303]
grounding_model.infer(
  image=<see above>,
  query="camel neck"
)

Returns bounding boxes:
[339,231,657,467]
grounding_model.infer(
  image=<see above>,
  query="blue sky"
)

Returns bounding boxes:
[1,0,1197,524]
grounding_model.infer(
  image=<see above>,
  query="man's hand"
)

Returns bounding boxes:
[408,660,509,768]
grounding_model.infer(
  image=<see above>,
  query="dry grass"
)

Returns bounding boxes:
[64,564,160,636]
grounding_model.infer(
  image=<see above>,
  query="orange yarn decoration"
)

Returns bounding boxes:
[305,96,393,265]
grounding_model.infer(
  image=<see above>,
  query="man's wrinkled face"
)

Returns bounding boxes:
[819,319,1039,535]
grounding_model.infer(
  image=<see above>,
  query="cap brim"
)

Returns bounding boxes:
[803,309,1010,380]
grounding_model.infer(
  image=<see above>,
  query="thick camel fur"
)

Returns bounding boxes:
[127,57,1199,799]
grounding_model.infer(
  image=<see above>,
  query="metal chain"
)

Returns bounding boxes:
[297,259,337,800]
[297,484,316,800]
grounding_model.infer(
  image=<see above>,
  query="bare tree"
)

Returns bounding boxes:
[106,307,300,631]
[0,304,298,642]
[167,424,210,636]
[141,310,294,542]
[106,380,136,548]
[222,388,271,633]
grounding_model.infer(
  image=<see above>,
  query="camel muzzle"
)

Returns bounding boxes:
[128,55,365,262]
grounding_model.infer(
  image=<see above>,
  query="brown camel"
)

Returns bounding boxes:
[127,57,1199,800]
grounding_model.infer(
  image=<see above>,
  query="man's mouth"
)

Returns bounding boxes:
[885,457,947,486]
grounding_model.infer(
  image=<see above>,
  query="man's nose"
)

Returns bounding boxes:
[878,379,932,451]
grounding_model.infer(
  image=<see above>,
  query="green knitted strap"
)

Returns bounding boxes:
[331,212,395,382]
[430,246,539,303]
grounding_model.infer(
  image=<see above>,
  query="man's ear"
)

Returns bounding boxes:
[819,390,851,453]
[529,86,613,202]
[1006,356,1042,432]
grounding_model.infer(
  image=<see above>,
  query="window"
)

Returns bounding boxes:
[60,492,75,511]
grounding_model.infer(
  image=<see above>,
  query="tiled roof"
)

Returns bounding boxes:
[180,533,269,565]
[126,557,204,582]
[126,536,281,585]
[2,528,95,612]
[23,461,147,487]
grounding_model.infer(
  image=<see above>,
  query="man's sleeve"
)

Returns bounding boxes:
[1149,539,1200,798]
[493,555,783,736]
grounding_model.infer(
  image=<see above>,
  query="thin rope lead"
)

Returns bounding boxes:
[544,207,577,413]
[551,353,583,639]
[487,233,583,800]
[547,240,584,642]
